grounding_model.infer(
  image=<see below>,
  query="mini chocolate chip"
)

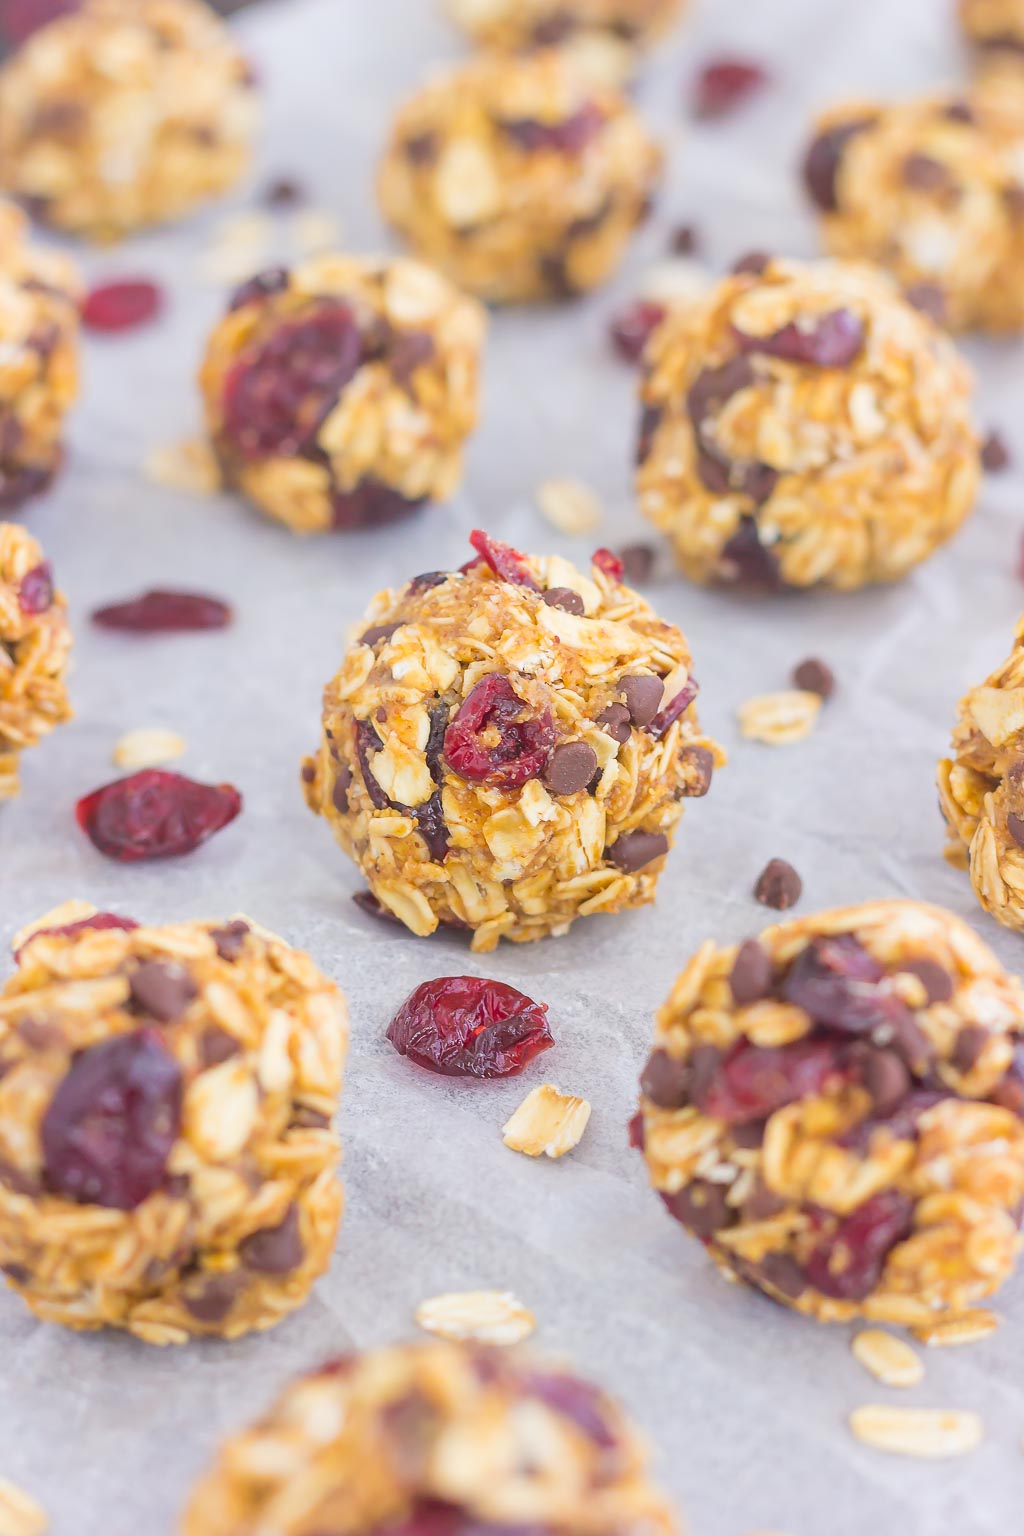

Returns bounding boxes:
[904,282,947,324]
[730,1119,766,1150]
[732,250,771,275]
[729,939,774,1004]
[183,1271,244,1324]
[753,858,802,911]
[885,1011,934,1076]
[332,764,353,815]
[2,1263,30,1286]
[210,920,250,963]
[543,741,599,796]
[1007,813,1024,848]
[301,762,315,784]
[353,890,404,926]
[607,830,669,872]
[640,1048,691,1109]
[952,1024,989,1073]
[678,745,715,797]
[663,1180,731,1239]
[899,957,954,1004]
[360,623,399,647]
[792,657,835,698]
[407,571,448,593]
[992,1052,1024,1115]
[670,223,699,255]
[944,100,974,124]
[263,176,305,208]
[240,1205,304,1274]
[129,961,198,1022]
[290,1106,331,1129]
[389,331,436,386]
[619,674,664,728]
[198,1026,242,1069]
[902,152,952,192]
[860,1048,911,1115]
[688,1044,724,1103]
[543,586,585,615]
[618,543,656,583]
[982,431,1010,472]
[753,1252,806,1299]
[404,130,438,164]
[598,703,632,744]
[742,1180,787,1222]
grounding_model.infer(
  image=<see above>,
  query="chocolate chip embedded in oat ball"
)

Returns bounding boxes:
[598,702,632,744]
[729,938,774,1004]
[542,586,585,615]
[619,674,664,728]
[678,745,715,797]
[239,1204,304,1274]
[731,250,772,275]
[198,1025,242,1069]
[360,622,400,647]
[899,957,954,1004]
[607,830,670,872]
[129,961,198,1021]
[183,1270,244,1325]
[792,657,835,698]
[902,152,953,193]
[1008,813,1024,849]
[209,920,250,963]
[982,431,1011,472]
[859,1047,911,1115]
[952,1024,990,1074]
[904,282,947,324]
[543,741,599,796]
[663,1180,730,1239]
[753,858,802,911]
[640,1048,691,1109]
[332,763,353,815]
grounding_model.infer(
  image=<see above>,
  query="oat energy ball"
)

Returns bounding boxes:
[0,0,258,240]
[636,256,979,591]
[0,909,348,1344]
[303,532,722,951]
[183,1339,680,1536]
[636,900,1024,1324]
[803,87,1024,333]
[201,256,486,535]
[377,50,662,304]
[446,0,686,86]
[0,521,71,799]
[960,0,1024,60]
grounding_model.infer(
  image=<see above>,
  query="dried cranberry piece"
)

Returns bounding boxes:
[17,562,53,614]
[0,0,79,43]
[14,911,138,962]
[693,57,769,120]
[734,309,864,369]
[91,588,232,633]
[782,935,914,1041]
[331,480,424,530]
[444,675,554,789]
[221,301,363,461]
[500,103,604,155]
[76,769,242,862]
[592,547,625,583]
[468,529,539,590]
[838,1088,941,1154]
[386,976,554,1078]
[802,119,874,212]
[41,1029,182,1210]
[228,266,290,311]
[609,299,666,363]
[526,1373,617,1448]
[696,1038,845,1124]
[81,279,163,333]
[647,677,698,740]
[804,1189,914,1300]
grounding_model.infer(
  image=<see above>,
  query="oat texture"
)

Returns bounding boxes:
[200,254,486,535]
[0,522,72,801]
[182,1339,681,1536]
[0,911,348,1344]
[0,0,259,241]
[637,900,1024,1324]
[377,50,662,303]
[637,256,979,590]
[445,0,687,85]
[302,537,723,951]
[415,1289,537,1344]
[960,0,1024,58]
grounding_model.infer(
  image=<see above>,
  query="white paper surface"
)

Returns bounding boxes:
[2,0,1023,1531]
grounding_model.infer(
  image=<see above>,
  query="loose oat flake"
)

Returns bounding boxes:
[143,439,221,497]
[849,1405,983,1459]
[737,689,822,745]
[851,1329,924,1388]
[414,1289,535,1345]
[113,728,187,772]
[0,1477,46,1536]
[502,1083,592,1158]
[536,477,603,536]
[913,1310,999,1347]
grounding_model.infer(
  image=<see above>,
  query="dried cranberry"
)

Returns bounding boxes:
[14,911,138,962]
[647,677,698,740]
[17,562,53,614]
[81,279,163,333]
[696,1039,845,1124]
[467,529,538,590]
[802,119,873,212]
[444,675,554,789]
[41,1029,182,1210]
[0,0,79,43]
[76,769,242,862]
[221,301,363,460]
[526,1373,617,1448]
[592,548,624,583]
[228,266,290,311]
[91,588,232,633]
[331,479,424,530]
[782,935,914,1041]
[693,57,769,121]
[500,103,604,155]
[609,299,666,363]
[386,976,554,1078]
[734,309,864,369]
[804,1190,914,1301]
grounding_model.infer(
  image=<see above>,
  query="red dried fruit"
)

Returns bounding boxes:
[591,547,624,583]
[693,57,769,121]
[526,1373,618,1448]
[804,1189,915,1300]
[609,299,666,363]
[696,1039,845,1124]
[782,935,914,1040]
[500,103,605,155]
[40,1029,182,1210]
[76,769,242,862]
[81,279,163,333]
[0,0,79,43]
[331,479,424,531]
[647,676,698,740]
[14,911,138,962]
[91,589,232,633]
[17,562,53,614]
[468,529,539,590]
[222,301,363,461]
[386,975,554,1078]
[228,266,290,312]
[734,309,865,369]
[444,675,555,789]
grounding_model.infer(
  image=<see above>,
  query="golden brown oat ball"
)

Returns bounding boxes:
[0,908,348,1345]
[636,256,979,591]
[377,50,662,304]
[445,0,687,86]
[200,255,486,536]
[960,0,1024,60]
[803,85,1024,333]
[0,520,72,799]
[0,0,259,241]
[636,900,1024,1325]
[183,1338,680,1536]
[303,532,722,952]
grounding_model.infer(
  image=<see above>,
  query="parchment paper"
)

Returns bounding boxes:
[2,0,1023,1531]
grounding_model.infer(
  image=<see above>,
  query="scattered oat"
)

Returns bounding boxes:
[293,208,342,254]
[0,1478,47,1536]
[737,689,822,745]
[11,901,96,955]
[143,438,221,497]
[638,258,713,307]
[913,1310,999,1347]
[536,477,603,537]
[502,1084,592,1158]
[113,728,187,772]
[415,1289,535,1346]
[852,1330,924,1388]
[849,1405,983,1459]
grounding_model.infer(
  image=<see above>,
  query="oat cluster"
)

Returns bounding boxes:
[638,900,1024,1324]
[0,0,259,240]
[0,911,348,1345]
[377,49,662,303]
[182,1339,679,1536]
[960,0,1024,57]
[636,256,979,590]
[445,0,687,84]
[0,522,72,801]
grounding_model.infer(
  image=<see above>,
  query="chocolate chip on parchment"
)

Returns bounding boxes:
[607,830,669,872]
[240,1205,304,1274]
[792,657,835,698]
[729,938,773,1004]
[543,586,585,615]
[129,961,198,1021]
[618,542,656,583]
[753,858,802,910]
[620,673,664,727]
[982,431,1010,472]
[543,741,599,796]
[678,744,715,797]
[670,223,699,255]
[598,702,632,744]
[899,957,953,1004]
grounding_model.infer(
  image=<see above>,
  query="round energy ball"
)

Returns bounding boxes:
[0,908,348,1345]
[0,520,72,799]
[0,0,258,240]
[803,86,1024,333]
[303,531,722,951]
[200,255,486,535]
[445,0,687,86]
[960,0,1024,60]
[636,256,979,591]
[377,50,662,304]
[940,613,1024,934]
[636,900,1024,1325]
[183,1339,680,1536]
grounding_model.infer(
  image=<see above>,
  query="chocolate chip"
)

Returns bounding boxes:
[718,517,782,588]
[210,920,249,963]
[240,1205,304,1274]
[262,176,305,208]
[742,1180,787,1222]
[860,1047,910,1114]
[198,1026,241,1069]
[678,745,715,797]
[753,858,802,911]
[617,674,663,729]
[404,130,438,164]
[360,623,399,647]
[730,1120,767,1150]
[606,830,669,872]
[902,152,953,192]
[731,250,771,275]
[670,223,699,255]
[952,1025,989,1073]
[982,431,1010,472]
[183,1271,244,1324]
[332,763,352,815]
[407,571,448,593]
[388,330,436,386]
[301,762,315,785]
[904,282,947,324]
[129,961,198,1022]
[752,1252,806,1299]
[618,543,656,583]
[802,119,874,211]
[792,657,835,698]
[543,741,599,796]
[640,1048,691,1108]
[1008,813,1024,848]
[944,99,975,124]
[729,939,774,1004]
[663,1180,731,1240]
[885,1011,934,1076]
[290,1106,331,1129]
[899,957,953,1004]
[543,586,585,615]
[688,1044,724,1102]
[598,703,632,744]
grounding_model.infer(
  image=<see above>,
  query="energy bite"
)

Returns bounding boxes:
[303,532,722,951]
[636,900,1024,1325]
[0,521,72,799]
[803,87,1024,333]
[377,50,662,304]
[183,1338,680,1536]
[636,256,979,590]
[0,909,347,1344]
[0,0,258,241]
[960,0,1024,61]
[200,255,486,535]
[445,0,686,86]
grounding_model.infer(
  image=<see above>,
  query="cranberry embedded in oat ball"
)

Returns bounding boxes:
[0,521,72,799]
[0,909,348,1344]
[445,0,688,86]
[636,900,1024,1323]
[303,533,722,950]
